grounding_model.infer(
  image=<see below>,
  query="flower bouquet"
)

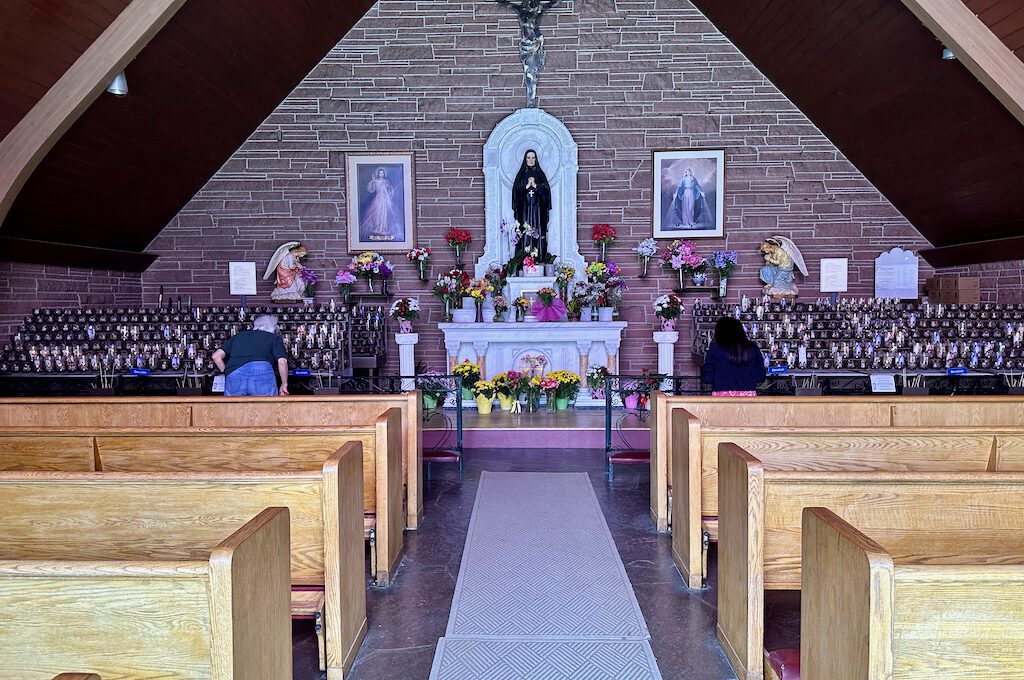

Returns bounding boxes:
[471,379,497,414]
[417,370,449,411]
[531,286,566,322]
[492,370,524,410]
[540,375,559,412]
[522,251,542,277]
[709,250,738,297]
[334,268,356,303]
[467,278,494,322]
[389,297,420,333]
[492,294,510,322]
[445,228,473,264]
[524,375,543,412]
[432,273,462,321]
[660,240,706,291]
[634,238,659,278]
[547,369,581,409]
[592,223,617,262]
[349,251,389,293]
[555,262,576,301]
[299,267,318,302]
[407,247,431,282]
[452,360,481,400]
[621,368,664,410]
[486,262,510,296]
[653,293,684,331]
[586,365,610,399]
[513,295,531,322]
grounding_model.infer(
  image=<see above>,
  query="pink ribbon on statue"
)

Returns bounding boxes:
[531,298,566,322]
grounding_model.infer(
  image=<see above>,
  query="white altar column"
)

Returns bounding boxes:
[396,333,419,391]
[653,330,678,382]
[607,338,621,374]
[576,340,592,378]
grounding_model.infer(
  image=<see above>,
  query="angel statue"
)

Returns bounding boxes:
[264,241,308,302]
[759,236,807,299]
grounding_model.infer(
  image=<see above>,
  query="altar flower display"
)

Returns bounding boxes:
[445,228,473,263]
[592,223,617,261]
[531,286,566,322]
[298,266,318,299]
[555,262,576,300]
[513,295,531,322]
[492,370,524,409]
[453,360,481,399]
[433,273,461,321]
[407,247,431,281]
[653,293,684,331]
[634,237,658,278]
[389,297,420,333]
[492,294,510,321]
[349,251,389,292]
[547,369,582,404]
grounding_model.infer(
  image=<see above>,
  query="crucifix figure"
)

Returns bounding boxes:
[495,0,562,108]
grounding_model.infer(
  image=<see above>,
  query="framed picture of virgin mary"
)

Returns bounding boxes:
[652,149,725,239]
[346,153,416,252]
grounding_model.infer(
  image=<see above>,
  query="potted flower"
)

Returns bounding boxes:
[492,294,510,322]
[471,379,496,414]
[334,268,356,304]
[709,250,738,298]
[555,262,576,301]
[547,369,581,410]
[445,228,473,265]
[467,278,494,322]
[653,293,684,331]
[389,297,420,333]
[621,369,664,410]
[592,223,617,262]
[452,360,480,401]
[531,286,566,322]
[417,370,448,411]
[634,238,659,278]
[660,240,705,291]
[565,291,583,322]
[492,371,520,411]
[407,247,431,282]
[299,266,318,304]
[432,273,461,322]
[513,296,531,322]
[586,365,609,399]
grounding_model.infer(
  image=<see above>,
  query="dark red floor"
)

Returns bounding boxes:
[291,447,800,679]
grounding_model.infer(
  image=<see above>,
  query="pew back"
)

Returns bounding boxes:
[0,508,291,680]
[0,393,425,530]
[803,508,1024,680]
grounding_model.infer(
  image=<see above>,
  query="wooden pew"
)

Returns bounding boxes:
[0,410,406,585]
[715,444,1024,680]
[0,392,425,530]
[0,442,366,680]
[650,392,1024,535]
[802,507,1024,680]
[0,507,291,680]
[669,413,1024,588]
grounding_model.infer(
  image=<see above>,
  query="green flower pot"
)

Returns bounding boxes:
[555,397,570,410]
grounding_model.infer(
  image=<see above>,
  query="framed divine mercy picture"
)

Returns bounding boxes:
[652,149,725,239]
[346,153,416,252]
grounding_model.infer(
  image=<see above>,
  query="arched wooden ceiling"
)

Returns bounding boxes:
[691,0,1024,267]
[1,0,375,270]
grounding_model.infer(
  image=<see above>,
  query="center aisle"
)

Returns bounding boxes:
[428,471,663,679]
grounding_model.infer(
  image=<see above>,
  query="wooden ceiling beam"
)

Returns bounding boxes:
[920,234,1024,267]
[901,0,1024,126]
[0,236,157,272]
[0,0,186,229]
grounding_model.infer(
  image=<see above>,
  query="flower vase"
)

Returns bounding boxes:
[382,278,391,296]
[365,275,375,294]
[676,268,686,292]
[661,318,677,332]
[493,312,506,323]
[718,277,728,298]
[474,299,483,323]
[417,260,428,282]
[475,395,493,414]
[546,392,558,412]
[624,394,640,410]
[524,393,540,412]
[599,242,608,262]
[399,319,413,334]
[422,393,439,411]
[461,387,473,401]
[340,285,351,305]
[558,284,569,302]
[454,245,464,268]
[303,297,314,306]
[443,298,453,322]
[692,271,708,286]
[580,306,593,322]
[639,255,651,278]
[555,396,570,410]
[598,307,614,322]
[516,308,526,322]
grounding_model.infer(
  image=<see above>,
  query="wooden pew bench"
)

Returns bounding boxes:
[800,507,1024,680]
[0,442,366,680]
[0,507,291,680]
[0,392,425,530]
[0,410,405,585]
[714,444,1024,680]
[650,392,1024,537]
[669,414,1024,588]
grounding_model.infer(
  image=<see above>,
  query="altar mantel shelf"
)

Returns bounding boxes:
[439,321,627,386]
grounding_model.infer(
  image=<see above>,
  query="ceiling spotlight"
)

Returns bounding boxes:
[941,47,956,61]
[106,71,128,96]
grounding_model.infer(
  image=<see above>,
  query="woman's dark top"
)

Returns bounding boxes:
[219,330,287,376]
[700,342,767,392]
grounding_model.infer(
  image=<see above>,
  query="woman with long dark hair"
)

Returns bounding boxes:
[700,316,766,395]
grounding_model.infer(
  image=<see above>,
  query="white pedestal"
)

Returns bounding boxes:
[395,333,419,391]
[653,330,678,387]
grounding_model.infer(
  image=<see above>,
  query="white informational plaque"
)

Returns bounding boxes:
[229,261,258,296]
[819,258,849,293]
[870,373,897,393]
[212,375,226,393]
[874,247,919,299]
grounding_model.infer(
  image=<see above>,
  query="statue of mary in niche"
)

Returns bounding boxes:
[511,149,551,266]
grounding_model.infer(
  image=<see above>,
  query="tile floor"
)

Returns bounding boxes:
[292,447,800,680]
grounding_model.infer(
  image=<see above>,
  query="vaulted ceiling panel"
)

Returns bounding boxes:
[963,0,1024,62]
[693,0,1024,264]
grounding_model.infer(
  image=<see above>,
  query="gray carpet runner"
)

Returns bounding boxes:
[429,472,662,679]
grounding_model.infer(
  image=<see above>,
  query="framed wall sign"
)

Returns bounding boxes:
[652,149,725,239]
[346,153,416,252]
[228,261,258,296]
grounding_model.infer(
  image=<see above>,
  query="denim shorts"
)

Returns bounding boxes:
[224,361,277,397]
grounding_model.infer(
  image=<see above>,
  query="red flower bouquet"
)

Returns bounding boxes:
[591,223,617,246]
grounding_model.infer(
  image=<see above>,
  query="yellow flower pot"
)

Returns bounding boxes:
[498,394,513,411]
[475,395,494,414]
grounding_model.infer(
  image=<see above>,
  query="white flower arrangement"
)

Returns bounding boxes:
[389,297,420,321]
[653,293,684,319]
[634,238,659,258]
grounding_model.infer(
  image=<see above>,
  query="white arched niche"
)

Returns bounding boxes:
[476,108,584,278]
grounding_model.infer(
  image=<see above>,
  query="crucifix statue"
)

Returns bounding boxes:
[495,0,562,108]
